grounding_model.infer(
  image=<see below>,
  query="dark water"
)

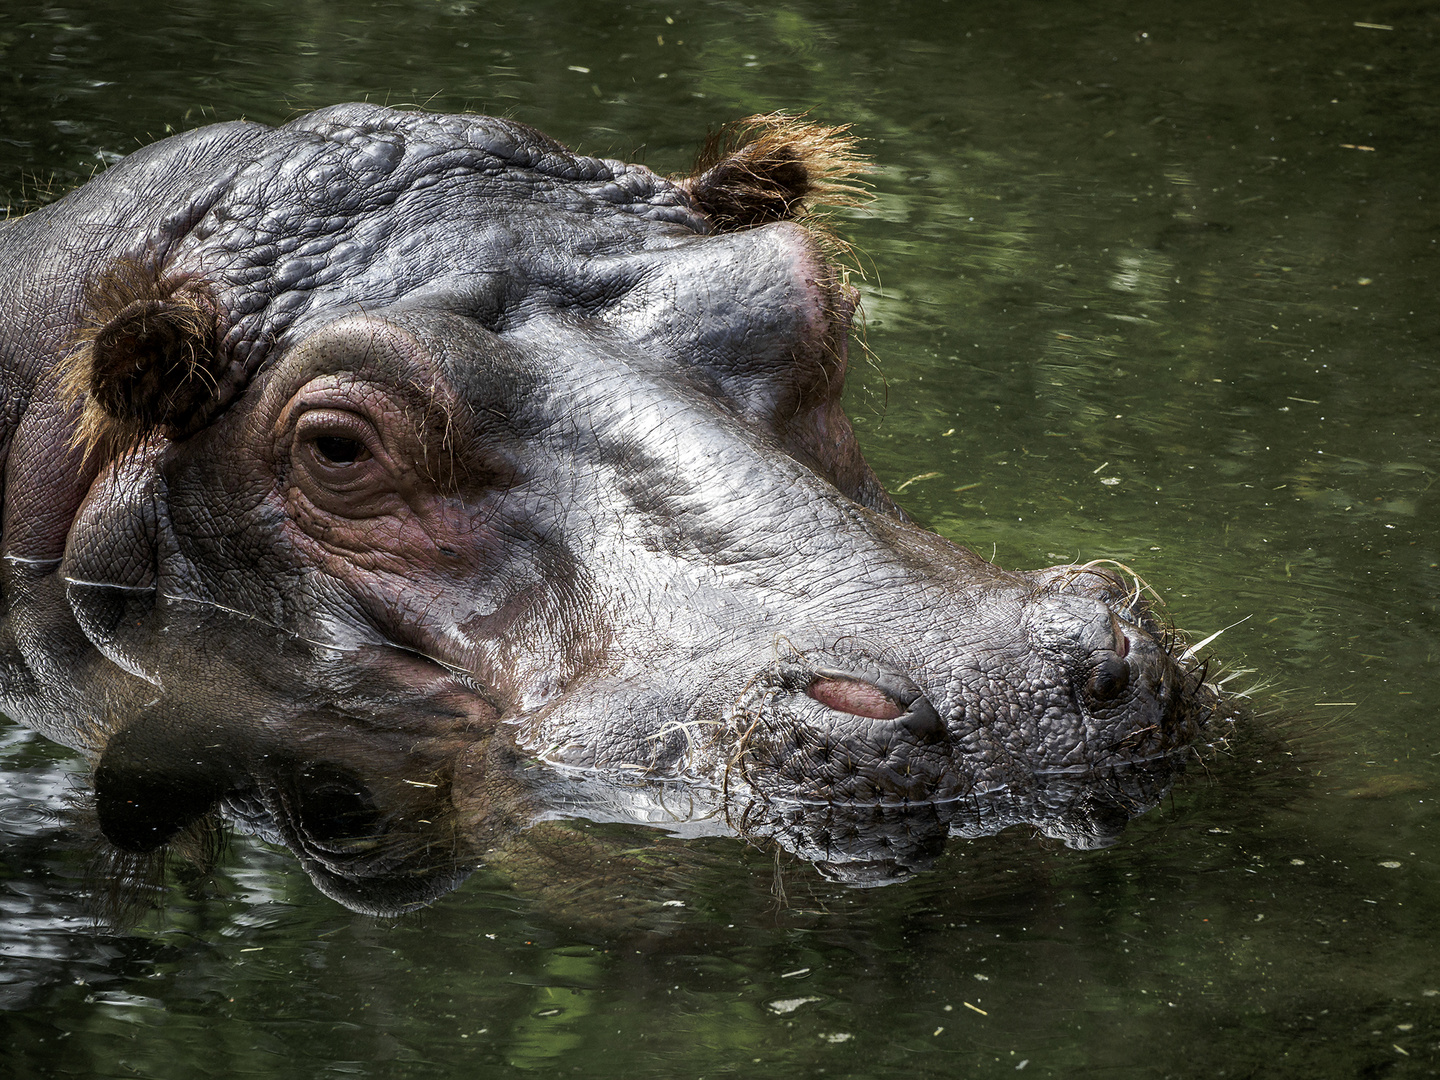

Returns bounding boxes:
[4,1,1440,1076]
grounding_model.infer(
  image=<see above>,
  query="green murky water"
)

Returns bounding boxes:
[3,1,1440,1076]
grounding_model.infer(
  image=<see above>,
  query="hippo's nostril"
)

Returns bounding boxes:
[1086,654,1132,703]
[898,695,945,742]
[807,677,904,720]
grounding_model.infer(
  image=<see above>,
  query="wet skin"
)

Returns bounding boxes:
[0,105,1218,899]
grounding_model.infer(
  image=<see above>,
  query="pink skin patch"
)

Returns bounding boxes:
[806,678,904,720]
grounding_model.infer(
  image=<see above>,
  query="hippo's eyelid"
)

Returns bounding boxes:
[293,407,383,452]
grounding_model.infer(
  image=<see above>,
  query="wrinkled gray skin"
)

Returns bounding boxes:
[0,106,1214,898]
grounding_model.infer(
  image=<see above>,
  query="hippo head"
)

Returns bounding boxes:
[26,105,1218,891]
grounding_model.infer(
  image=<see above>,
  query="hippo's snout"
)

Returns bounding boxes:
[719,565,1213,814]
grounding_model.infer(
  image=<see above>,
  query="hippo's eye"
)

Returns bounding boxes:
[287,406,397,519]
[313,435,371,465]
[291,408,381,476]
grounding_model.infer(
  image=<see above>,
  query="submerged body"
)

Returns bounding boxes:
[0,106,1217,903]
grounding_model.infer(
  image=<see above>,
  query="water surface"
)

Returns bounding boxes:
[3,1,1439,1076]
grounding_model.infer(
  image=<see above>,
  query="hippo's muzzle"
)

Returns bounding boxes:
[717,566,1213,813]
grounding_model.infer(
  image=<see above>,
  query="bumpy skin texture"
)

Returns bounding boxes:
[0,106,1213,889]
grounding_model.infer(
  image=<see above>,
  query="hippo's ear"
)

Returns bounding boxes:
[680,113,870,231]
[61,259,226,459]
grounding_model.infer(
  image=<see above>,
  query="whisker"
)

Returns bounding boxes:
[1179,614,1253,662]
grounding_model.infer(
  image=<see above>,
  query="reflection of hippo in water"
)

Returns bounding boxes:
[0,105,1219,907]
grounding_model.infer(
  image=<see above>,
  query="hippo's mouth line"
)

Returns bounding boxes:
[713,753,1196,811]
[532,756,1183,812]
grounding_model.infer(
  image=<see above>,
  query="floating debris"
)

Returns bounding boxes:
[895,471,942,492]
[769,997,821,1015]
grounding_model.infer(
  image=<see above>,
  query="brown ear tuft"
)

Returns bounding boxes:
[61,259,224,460]
[679,113,871,232]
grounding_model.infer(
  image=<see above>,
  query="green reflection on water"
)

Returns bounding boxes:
[3,0,1440,1076]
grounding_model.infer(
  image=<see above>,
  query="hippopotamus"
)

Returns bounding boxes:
[0,104,1218,904]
